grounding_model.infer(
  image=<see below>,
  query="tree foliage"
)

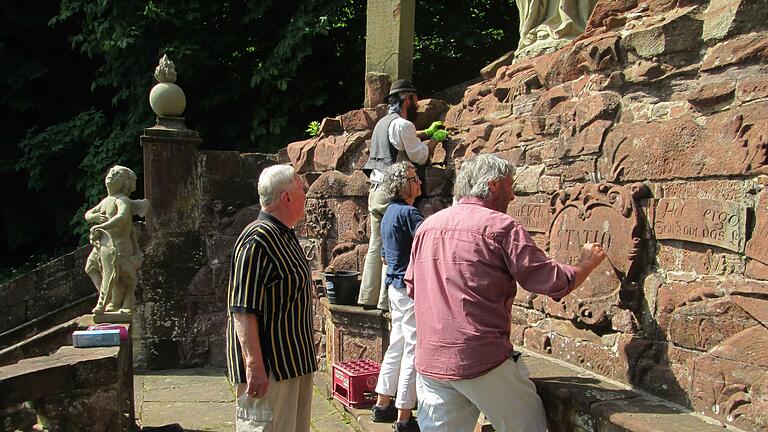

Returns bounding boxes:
[0,0,519,279]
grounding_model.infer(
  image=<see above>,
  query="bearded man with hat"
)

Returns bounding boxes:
[358,80,449,311]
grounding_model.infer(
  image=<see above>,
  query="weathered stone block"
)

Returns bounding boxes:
[737,78,768,102]
[746,189,768,265]
[198,150,242,176]
[313,131,370,173]
[687,81,736,108]
[703,0,768,43]
[702,33,768,71]
[653,198,747,252]
[422,165,452,197]
[513,165,545,194]
[0,302,26,334]
[414,99,450,130]
[364,72,390,108]
[599,102,768,181]
[0,274,38,310]
[656,281,758,351]
[187,266,214,297]
[559,120,612,157]
[620,6,702,59]
[691,339,768,430]
[307,170,369,199]
[585,0,638,33]
[746,258,768,280]
[241,153,277,177]
[507,195,550,233]
[574,92,621,132]
[494,148,526,167]
[619,338,695,407]
[318,117,343,136]
[539,33,623,87]
[338,108,382,132]
[286,138,315,174]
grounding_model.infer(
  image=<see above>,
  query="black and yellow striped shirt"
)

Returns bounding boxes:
[226,212,316,383]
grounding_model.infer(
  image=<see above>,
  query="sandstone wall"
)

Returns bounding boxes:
[289,1,768,429]
[136,143,276,370]
[0,246,93,336]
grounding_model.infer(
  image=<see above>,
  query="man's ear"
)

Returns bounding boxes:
[280,190,291,206]
[487,179,500,193]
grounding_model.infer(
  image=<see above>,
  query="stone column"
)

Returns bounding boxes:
[137,57,204,369]
[364,0,415,106]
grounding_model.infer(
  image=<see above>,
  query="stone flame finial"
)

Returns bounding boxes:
[149,54,186,118]
[154,54,177,83]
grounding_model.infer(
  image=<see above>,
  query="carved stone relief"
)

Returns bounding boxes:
[746,189,768,264]
[507,196,550,233]
[545,182,650,328]
[654,198,747,253]
[300,199,333,238]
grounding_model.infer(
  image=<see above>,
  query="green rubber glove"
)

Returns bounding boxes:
[424,121,445,137]
[432,129,449,142]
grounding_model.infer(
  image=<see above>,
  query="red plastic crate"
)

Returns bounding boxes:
[331,359,380,408]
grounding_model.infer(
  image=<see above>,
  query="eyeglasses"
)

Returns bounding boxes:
[406,176,420,184]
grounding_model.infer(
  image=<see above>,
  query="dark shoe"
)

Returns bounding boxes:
[393,418,420,432]
[371,401,397,423]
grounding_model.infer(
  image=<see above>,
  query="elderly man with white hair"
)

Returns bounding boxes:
[225,164,316,432]
[405,154,606,432]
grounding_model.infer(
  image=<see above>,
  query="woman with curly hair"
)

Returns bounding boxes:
[370,161,424,432]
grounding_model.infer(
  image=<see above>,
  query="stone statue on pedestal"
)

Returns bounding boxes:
[515,0,599,58]
[84,165,148,318]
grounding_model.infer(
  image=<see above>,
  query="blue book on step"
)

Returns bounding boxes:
[72,329,121,348]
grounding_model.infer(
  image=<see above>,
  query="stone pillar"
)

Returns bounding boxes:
[364,0,415,105]
[136,57,204,369]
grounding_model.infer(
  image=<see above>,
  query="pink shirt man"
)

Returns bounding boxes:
[405,197,576,380]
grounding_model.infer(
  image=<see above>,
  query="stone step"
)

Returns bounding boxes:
[0,293,96,351]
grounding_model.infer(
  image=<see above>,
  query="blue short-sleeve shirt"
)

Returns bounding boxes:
[381,199,425,289]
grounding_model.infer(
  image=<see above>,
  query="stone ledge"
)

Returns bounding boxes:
[0,345,120,405]
[320,297,387,318]
[523,348,742,432]
[315,347,743,432]
[0,295,96,351]
[0,326,134,431]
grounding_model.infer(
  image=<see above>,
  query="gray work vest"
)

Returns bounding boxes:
[363,113,404,176]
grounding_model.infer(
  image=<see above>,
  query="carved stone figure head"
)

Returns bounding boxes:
[105,165,137,196]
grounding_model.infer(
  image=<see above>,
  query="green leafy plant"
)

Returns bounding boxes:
[306,120,321,137]
[1,0,520,275]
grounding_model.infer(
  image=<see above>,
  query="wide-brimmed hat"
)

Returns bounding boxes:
[387,79,418,98]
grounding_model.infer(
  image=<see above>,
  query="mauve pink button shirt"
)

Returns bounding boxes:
[405,197,576,380]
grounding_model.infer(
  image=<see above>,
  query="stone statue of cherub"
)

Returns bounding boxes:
[84,165,148,315]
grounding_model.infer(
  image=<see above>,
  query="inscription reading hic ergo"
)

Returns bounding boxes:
[654,198,746,253]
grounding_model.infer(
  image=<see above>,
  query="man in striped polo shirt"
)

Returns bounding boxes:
[226,164,316,432]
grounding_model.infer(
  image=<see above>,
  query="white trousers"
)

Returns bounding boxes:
[235,373,313,432]
[375,286,417,409]
[416,358,546,432]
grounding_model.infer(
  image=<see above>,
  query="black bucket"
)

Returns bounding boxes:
[324,271,360,305]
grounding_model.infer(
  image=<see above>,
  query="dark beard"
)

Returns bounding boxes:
[405,104,419,123]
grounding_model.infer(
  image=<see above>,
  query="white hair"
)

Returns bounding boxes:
[258,164,296,206]
[453,154,515,201]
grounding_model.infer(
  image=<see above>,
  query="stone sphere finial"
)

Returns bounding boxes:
[149,54,186,117]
